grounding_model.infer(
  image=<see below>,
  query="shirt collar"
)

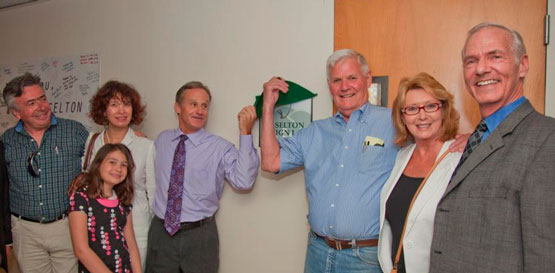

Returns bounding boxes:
[172,127,206,146]
[334,102,369,125]
[484,96,526,134]
[15,114,57,133]
[120,128,134,146]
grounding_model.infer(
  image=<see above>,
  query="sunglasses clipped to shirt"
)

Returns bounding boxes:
[28,150,40,177]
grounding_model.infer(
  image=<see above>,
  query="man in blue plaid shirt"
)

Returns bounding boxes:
[2,73,88,273]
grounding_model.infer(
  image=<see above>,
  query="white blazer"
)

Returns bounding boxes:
[378,140,461,273]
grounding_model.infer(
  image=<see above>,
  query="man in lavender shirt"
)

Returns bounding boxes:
[146,81,259,273]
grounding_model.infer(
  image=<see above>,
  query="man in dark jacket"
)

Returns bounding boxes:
[0,140,11,271]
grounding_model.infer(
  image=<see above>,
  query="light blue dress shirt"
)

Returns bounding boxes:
[483,96,526,141]
[152,128,259,222]
[279,103,398,240]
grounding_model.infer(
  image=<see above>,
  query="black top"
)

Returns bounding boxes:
[69,190,132,273]
[385,173,424,273]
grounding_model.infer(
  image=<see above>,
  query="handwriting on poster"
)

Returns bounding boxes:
[0,53,100,133]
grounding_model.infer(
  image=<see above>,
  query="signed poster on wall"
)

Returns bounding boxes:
[0,53,100,134]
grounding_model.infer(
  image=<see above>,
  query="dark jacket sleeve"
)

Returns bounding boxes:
[1,140,11,245]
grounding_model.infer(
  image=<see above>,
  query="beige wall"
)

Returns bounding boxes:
[0,0,333,272]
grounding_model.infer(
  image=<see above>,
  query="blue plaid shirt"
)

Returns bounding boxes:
[2,116,88,222]
[278,103,398,239]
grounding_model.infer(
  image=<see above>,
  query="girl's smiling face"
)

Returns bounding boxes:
[99,150,128,187]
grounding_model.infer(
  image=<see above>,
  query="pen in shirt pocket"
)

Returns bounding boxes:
[362,136,384,152]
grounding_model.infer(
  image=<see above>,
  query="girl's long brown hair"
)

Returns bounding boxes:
[69,143,135,206]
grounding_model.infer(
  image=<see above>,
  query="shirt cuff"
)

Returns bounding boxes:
[239,134,254,150]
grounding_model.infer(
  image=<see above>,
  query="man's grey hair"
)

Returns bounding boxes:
[2,72,42,113]
[326,49,370,80]
[462,22,527,64]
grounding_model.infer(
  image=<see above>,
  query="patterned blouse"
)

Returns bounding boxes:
[69,190,132,273]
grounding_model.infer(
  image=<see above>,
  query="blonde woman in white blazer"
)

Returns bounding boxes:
[84,81,155,271]
[378,73,462,273]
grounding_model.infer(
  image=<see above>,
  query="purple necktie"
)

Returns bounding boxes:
[164,134,188,235]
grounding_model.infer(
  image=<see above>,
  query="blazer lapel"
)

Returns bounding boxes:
[444,134,503,194]
[443,100,535,195]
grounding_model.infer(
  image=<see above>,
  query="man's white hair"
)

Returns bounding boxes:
[462,22,527,65]
[326,49,370,79]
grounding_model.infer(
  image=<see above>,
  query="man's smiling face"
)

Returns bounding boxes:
[174,88,210,134]
[12,84,52,132]
[462,26,529,117]
[327,57,371,121]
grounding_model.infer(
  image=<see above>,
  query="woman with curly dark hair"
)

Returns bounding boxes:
[84,80,155,269]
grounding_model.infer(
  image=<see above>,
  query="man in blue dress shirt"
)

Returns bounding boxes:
[260,49,398,273]
[146,81,259,273]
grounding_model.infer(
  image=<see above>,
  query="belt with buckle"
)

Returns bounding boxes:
[313,232,378,250]
[157,216,214,232]
[12,212,67,224]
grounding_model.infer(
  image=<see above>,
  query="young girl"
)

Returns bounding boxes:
[69,144,141,273]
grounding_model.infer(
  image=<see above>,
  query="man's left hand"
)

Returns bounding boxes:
[134,130,147,138]
[238,106,258,135]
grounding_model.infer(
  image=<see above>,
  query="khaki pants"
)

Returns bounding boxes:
[11,216,77,273]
